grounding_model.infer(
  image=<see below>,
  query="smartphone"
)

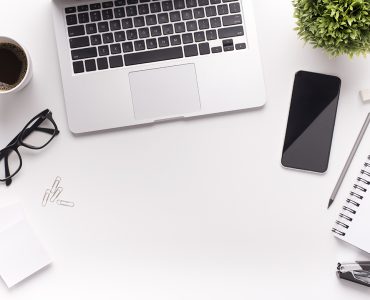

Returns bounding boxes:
[281,71,341,173]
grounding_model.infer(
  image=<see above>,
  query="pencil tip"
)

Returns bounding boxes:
[328,199,334,209]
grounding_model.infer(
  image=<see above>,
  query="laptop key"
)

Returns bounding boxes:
[217,4,229,15]
[66,15,77,25]
[109,55,124,68]
[85,59,97,72]
[134,17,145,27]
[194,31,205,42]
[90,3,102,10]
[103,33,114,43]
[71,47,97,60]
[229,2,241,13]
[97,57,109,70]
[199,42,210,55]
[170,35,181,45]
[162,24,174,35]
[102,1,114,8]
[86,23,97,34]
[91,34,102,45]
[162,1,173,11]
[110,20,121,31]
[150,26,162,37]
[174,22,186,33]
[73,61,84,73]
[126,6,138,16]
[78,13,89,23]
[199,0,210,6]
[122,18,134,29]
[206,29,217,40]
[182,33,193,44]
[210,17,221,28]
[114,31,126,42]
[146,15,157,26]
[184,44,198,57]
[181,10,193,20]
[98,22,109,32]
[70,36,90,49]
[138,28,150,38]
[198,19,210,30]
[68,25,85,37]
[124,46,183,66]
[205,6,217,17]
[134,40,146,51]
[90,11,102,22]
[114,7,125,18]
[174,0,185,9]
[110,43,122,54]
[146,38,158,49]
[186,21,198,31]
[150,2,161,13]
[138,4,149,15]
[98,45,110,56]
[127,29,138,40]
[77,5,88,12]
[211,46,222,53]
[223,38,234,51]
[186,0,197,8]
[158,13,169,24]
[114,0,125,5]
[218,25,244,38]
[194,8,205,19]
[170,11,181,22]
[65,7,76,14]
[222,14,242,26]
[158,36,170,47]
[102,9,114,20]
[122,42,134,52]
[235,42,246,50]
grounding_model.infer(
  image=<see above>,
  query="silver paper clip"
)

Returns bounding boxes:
[50,187,63,203]
[56,200,75,208]
[50,176,61,194]
[42,189,51,207]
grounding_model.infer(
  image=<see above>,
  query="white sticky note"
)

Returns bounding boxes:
[0,219,51,288]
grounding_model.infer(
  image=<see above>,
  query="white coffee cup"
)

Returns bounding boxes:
[0,36,32,95]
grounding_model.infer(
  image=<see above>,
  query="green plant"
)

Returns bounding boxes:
[293,0,370,57]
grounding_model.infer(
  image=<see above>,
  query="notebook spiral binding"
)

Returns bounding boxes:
[332,156,370,236]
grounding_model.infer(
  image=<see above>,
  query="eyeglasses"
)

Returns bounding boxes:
[0,109,59,186]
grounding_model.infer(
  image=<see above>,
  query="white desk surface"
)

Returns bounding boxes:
[1,0,370,299]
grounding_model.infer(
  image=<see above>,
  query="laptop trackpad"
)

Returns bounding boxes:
[129,64,201,121]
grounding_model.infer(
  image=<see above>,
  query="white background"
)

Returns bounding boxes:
[1,0,370,299]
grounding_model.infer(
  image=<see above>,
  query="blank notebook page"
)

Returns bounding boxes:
[332,124,370,253]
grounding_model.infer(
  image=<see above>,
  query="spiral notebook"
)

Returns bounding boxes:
[332,115,370,253]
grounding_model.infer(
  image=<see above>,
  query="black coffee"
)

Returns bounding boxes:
[0,43,28,91]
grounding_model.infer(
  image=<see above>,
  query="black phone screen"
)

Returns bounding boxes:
[281,71,341,173]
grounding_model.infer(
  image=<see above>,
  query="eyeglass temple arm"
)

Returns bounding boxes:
[4,155,12,186]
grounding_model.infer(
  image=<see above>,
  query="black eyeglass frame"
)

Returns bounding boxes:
[0,109,59,186]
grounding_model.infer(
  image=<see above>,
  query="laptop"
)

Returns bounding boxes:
[51,0,265,133]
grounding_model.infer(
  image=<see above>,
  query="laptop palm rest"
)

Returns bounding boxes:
[129,64,201,121]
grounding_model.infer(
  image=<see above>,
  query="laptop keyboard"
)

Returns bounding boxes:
[64,0,247,74]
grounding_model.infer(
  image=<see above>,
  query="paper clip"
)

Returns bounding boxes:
[56,200,75,208]
[50,176,61,194]
[42,189,51,207]
[50,187,63,203]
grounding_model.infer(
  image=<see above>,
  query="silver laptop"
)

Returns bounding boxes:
[52,0,265,133]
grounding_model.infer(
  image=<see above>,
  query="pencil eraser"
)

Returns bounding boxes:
[360,89,370,102]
